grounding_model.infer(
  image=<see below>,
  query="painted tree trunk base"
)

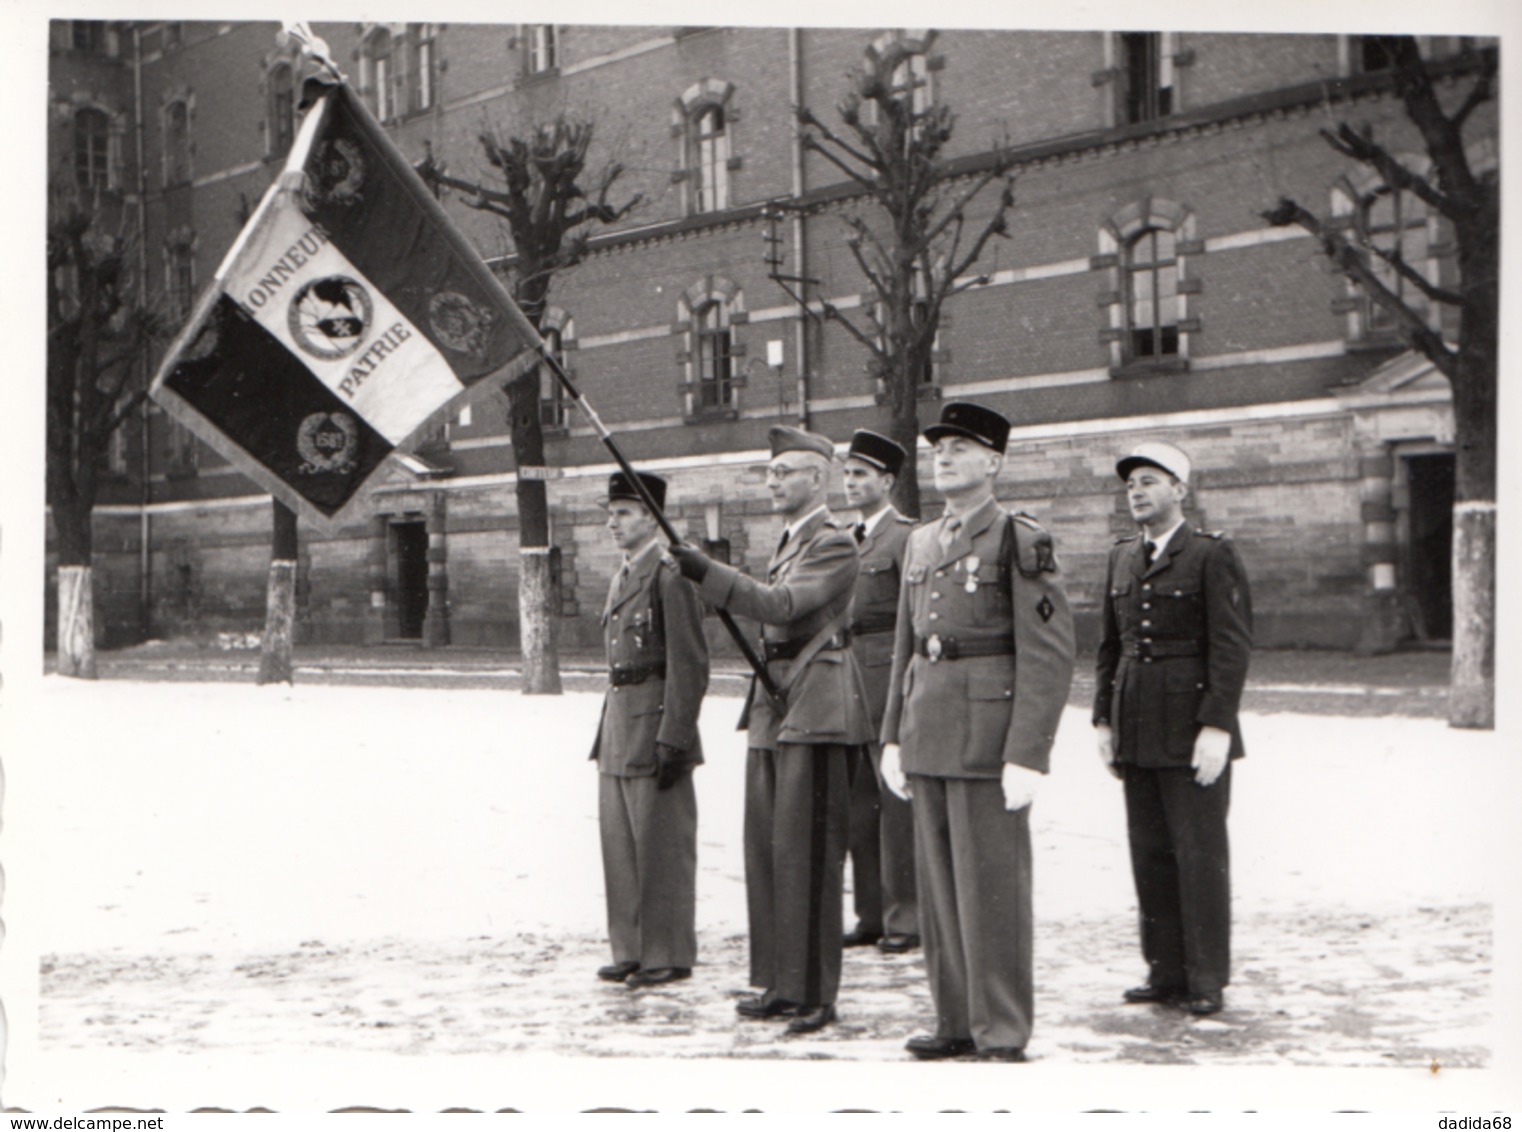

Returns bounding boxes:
[1448,503,1495,730]
[519,549,563,695]
[257,560,298,686]
[56,565,97,680]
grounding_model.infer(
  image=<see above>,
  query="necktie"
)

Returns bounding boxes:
[853,522,867,545]
[938,516,961,556]
[1145,539,1159,563]
[617,560,631,591]
[775,528,790,557]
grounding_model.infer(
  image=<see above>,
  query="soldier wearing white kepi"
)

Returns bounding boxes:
[880,401,1076,1062]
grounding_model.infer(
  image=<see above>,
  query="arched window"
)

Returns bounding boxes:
[1332,167,1438,343]
[268,62,296,157]
[695,301,734,410]
[166,239,196,322]
[1099,199,1196,375]
[74,107,111,192]
[363,28,397,122]
[1115,32,1179,124]
[1124,227,1179,361]
[163,99,191,186]
[691,104,729,213]
[525,25,558,74]
[862,31,936,139]
[409,24,437,113]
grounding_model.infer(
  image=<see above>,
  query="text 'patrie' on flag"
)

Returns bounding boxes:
[150,76,544,528]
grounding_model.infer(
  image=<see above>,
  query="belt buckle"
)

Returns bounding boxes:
[926,633,943,663]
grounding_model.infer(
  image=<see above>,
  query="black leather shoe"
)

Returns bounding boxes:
[1122,983,1185,1004]
[1186,992,1224,1016]
[843,925,883,947]
[905,1034,976,1060]
[974,1046,1028,1062]
[598,961,640,982]
[736,990,799,1019]
[784,1003,837,1035]
[625,966,691,989]
[877,933,921,954]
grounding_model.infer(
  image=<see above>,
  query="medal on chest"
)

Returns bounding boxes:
[963,555,981,594]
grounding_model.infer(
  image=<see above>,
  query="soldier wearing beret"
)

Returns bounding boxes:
[841,429,920,954]
[670,426,874,1035]
[1094,442,1253,1017]
[880,402,1076,1062]
[590,472,709,990]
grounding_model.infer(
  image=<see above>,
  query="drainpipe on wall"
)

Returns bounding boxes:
[788,27,809,428]
[134,24,153,640]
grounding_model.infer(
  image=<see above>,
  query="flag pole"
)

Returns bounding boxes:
[533,348,787,711]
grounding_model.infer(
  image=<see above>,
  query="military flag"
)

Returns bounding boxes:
[151,76,542,526]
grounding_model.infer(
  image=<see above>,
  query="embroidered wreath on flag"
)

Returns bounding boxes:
[296,411,360,475]
[428,291,493,356]
[302,137,365,213]
[289,276,372,360]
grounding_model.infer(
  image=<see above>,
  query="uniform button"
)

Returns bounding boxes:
[1142,620,1152,628]
[1143,584,1152,592]
[1143,657,1153,664]
[928,611,940,621]
[1141,602,1151,611]
[931,592,941,600]
[612,613,619,620]
[935,570,945,578]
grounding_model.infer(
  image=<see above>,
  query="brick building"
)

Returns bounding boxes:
[45,21,1495,653]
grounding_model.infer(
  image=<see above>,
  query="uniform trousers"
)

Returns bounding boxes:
[598,770,698,970]
[744,742,852,1007]
[875,747,920,938]
[845,744,884,933]
[1121,761,1232,995]
[912,774,1034,1051]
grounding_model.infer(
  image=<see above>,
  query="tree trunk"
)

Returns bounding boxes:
[55,564,96,679]
[508,378,562,695]
[1448,501,1494,728]
[257,500,299,686]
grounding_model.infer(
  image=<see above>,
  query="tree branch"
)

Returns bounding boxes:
[1263,197,1456,378]
[1321,124,1453,219]
[1364,241,1465,307]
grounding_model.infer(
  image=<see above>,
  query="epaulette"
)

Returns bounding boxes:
[658,550,678,569]
[1194,529,1227,540]
[1011,509,1043,531]
[894,514,915,526]
[1113,532,1141,545]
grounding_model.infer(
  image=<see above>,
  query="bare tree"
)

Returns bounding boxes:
[418,117,640,694]
[1263,37,1498,729]
[46,180,161,678]
[772,30,1015,518]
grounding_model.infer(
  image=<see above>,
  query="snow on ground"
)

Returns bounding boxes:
[4,677,1518,1110]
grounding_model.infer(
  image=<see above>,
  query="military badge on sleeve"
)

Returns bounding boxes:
[1037,595,1055,623]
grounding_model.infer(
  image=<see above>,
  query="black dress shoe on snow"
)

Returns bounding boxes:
[1122,983,1185,1004]
[598,961,640,982]
[1186,992,1224,1016]
[784,1004,837,1035]
[905,1034,976,1060]
[843,925,883,947]
[736,990,799,1019]
[877,933,921,954]
[974,1046,1028,1062]
[625,966,691,989]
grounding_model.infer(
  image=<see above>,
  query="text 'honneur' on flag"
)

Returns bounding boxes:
[150,77,542,526]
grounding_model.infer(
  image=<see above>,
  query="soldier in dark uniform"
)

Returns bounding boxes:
[590,471,709,990]
[1093,442,1253,1017]
[670,426,874,1035]
[841,429,920,954]
[880,402,1076,1062]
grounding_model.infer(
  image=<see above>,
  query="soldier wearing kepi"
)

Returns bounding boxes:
[590,471,709,990]
[841,429,920,955]
[669,426,874,1036]
[1094,442,1252,1017]
[879,402,1076,1062]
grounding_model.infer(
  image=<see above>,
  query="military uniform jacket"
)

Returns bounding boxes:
[848,507,916,724]
[589,542,709,776]
[1093,525,1253,768]
[698,508,874,749]
[880,495,1076,778]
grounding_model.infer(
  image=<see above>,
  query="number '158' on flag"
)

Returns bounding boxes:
[151,77,543,527]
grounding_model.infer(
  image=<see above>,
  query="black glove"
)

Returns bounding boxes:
[667,542,710,583]
[655,743,688,791]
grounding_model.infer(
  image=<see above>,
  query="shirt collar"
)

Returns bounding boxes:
[786,504,829,541]
[860,505,893,537]
[622,537,661,568]
[1145,518,1187,551]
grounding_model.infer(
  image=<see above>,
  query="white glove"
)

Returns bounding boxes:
[1001,763,1042,812]
[1094,722,1122,780]
[880,742,911,801]
[1192,726,1232,787]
